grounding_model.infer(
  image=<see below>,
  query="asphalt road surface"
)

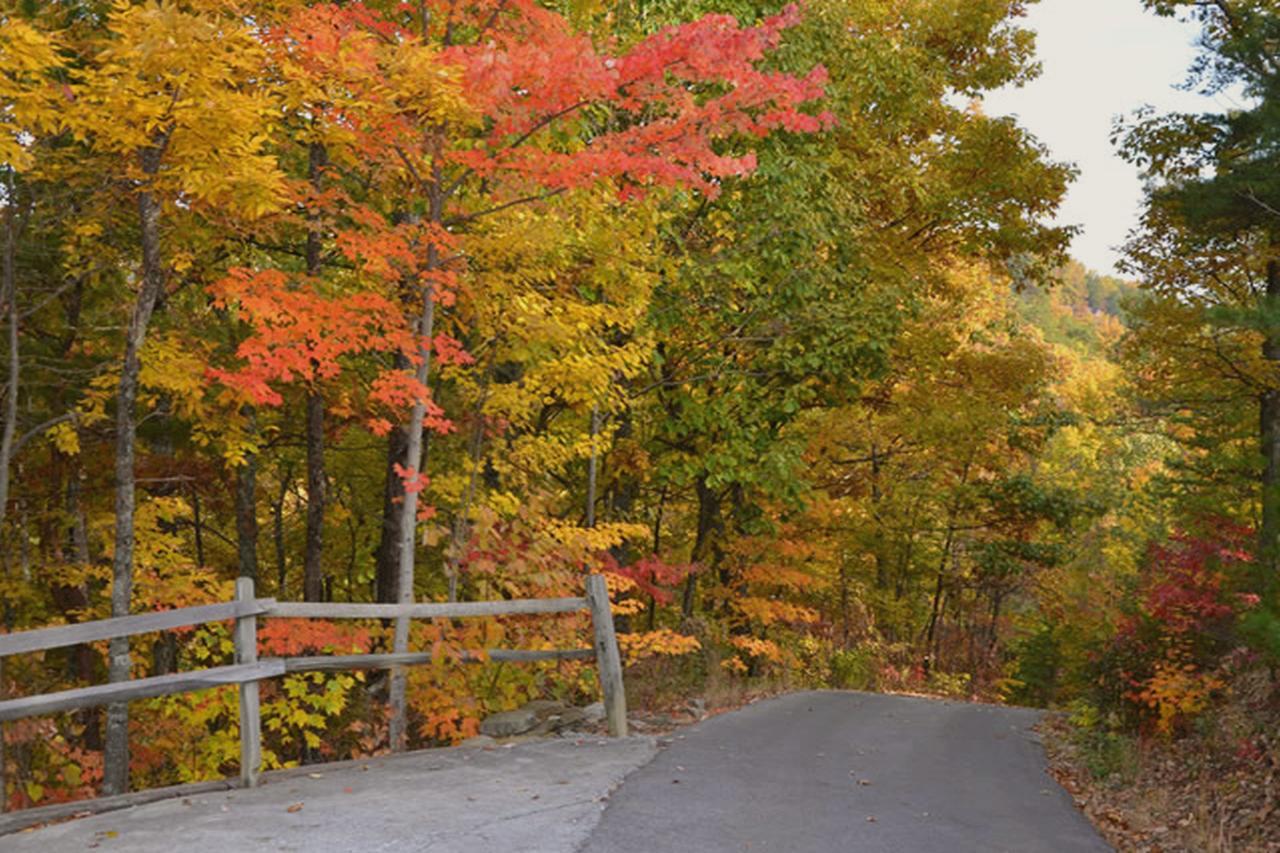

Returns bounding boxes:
[580,691,1109,853]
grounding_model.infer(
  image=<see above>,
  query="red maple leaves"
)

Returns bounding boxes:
[209,0,830,461]
[448,0,831,197]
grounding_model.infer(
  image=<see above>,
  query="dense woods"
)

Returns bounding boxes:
[0,0,1277,820]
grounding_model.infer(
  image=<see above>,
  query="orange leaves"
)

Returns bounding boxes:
[1129,658,1224,737]
[208,267,412,402]
[731,635,784,662]
[736,597,820,627]
[432,334,474,367]
[208,264,466,435]
[209,0,824,472]
[392,463,428,495]
[258,619,369,657]
[369,374,455,434]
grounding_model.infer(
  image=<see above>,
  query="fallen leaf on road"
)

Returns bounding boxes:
[343,787,354,794]
[287,803,304,813]
[307,773,324,779]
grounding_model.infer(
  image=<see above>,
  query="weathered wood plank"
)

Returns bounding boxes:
[234,578,262,789]
[487,648,595,663]
[265,597,588,620]
[0,599,277,658]
[0,660,286,722]
[283,648,595,674]
[585,574,628,737]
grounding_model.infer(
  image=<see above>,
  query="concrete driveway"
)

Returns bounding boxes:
[4,737,656,852]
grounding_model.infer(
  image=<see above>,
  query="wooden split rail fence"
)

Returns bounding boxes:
[0,573,627,816]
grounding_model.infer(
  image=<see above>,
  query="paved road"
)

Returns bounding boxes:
[580,691,1109,853]
[6,691,1107,852]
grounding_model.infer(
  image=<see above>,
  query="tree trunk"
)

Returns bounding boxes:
[273,466,291,597]
[0,189,22,809]
[303,392,326,601]
[586,405,601,528]
[838,552,851,648]
[446,392,488,602]
[0,191,21,527]
[302,142,327,603]
[191,489,205,568]
[104,141,170,796]
[375,418,409,604]
[235,422,259,582]
[388,178,443,751]
[1260,254,1280,602]
[682,476,724,617]
[66,470,102,749]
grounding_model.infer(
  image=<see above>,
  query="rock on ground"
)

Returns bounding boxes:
[478,707,541,737]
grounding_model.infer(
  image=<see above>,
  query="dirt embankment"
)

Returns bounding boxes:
[1040,672,1279,852]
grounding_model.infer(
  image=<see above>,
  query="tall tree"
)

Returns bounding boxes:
[67,4,283,793]
[1124,0,1280,601]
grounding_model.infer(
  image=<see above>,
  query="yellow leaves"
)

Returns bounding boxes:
[617,629,701,665]
[382,42,474,130]
[540,518,648,553]
[139,332,209,419]
[48,420,80,456]
[221,436,260,470]
[270,5,473,168]
[605,574,645,615]
[68,1,284,217]
[0,17,61,172]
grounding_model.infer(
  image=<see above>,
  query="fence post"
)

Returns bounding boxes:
[585,574,627,737]
[234,578,262,787]
[0,657,6,812]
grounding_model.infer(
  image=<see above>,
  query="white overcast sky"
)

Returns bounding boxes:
[983,0,1237,275]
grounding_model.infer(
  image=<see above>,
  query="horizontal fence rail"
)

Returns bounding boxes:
[0,661,287,722]
[0,599,277,658]
[267,597,589,620]
[0,575,627,825]
[283,648,596,675]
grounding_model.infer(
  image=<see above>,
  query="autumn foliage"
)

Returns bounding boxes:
[19,0,1265,816]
